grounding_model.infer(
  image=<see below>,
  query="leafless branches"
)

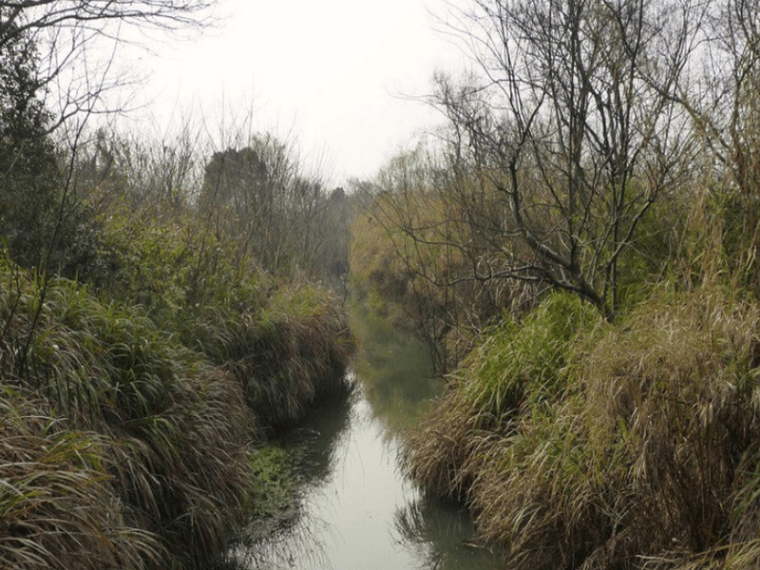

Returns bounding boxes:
[0,0,216,131]
[400,0,702,318]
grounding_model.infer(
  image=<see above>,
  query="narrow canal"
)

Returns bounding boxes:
[230,303,503,569]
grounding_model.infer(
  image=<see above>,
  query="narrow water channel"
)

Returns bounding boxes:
[231,303,503,569]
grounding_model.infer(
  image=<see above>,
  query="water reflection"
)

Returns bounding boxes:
[394,494,502,570]
[231,303,504,570]
[287,383,357,486]
[230,384,356,569]
[348,302,441,434]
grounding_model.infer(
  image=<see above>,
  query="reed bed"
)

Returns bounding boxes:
[190,283,356,426]
[0,387,164,570]
[402,287,760,569]
[0,260,355,569]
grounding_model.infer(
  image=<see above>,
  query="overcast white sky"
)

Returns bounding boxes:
[125,0,472,186]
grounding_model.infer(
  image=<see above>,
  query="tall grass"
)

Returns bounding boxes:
[402,287,760,569]
[402,292,598,499]
[0,387,164,570]
[0,253,355,569]
[183,282,356,427]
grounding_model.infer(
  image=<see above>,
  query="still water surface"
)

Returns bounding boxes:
[233,304,503,569]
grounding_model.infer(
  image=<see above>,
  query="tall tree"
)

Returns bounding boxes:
[397,0,698,318]
[199,135,326,273]
[0,16,62,269]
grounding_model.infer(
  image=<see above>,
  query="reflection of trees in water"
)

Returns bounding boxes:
[394,492,504,570]
[349,303,439,435]
[225,378,356,569]
[288,376,356,486]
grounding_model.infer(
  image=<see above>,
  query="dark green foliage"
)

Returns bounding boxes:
[0,21,103,279]
[0,23,58,268]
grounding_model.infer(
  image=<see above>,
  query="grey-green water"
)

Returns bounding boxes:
[232,303,503,569]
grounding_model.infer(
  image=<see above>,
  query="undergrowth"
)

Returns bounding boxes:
[402,287,760,569]
[0,256,355,570]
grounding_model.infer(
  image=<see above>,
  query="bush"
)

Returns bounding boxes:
[0,256,355,569]
[402,291,600,499]
[402,286,760,569]
[192,283,356,426]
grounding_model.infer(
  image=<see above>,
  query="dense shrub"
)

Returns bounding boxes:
[402,287,760,569]
[0,252,355,569]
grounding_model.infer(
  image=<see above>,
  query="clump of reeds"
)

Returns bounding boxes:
[106,365,258,569]
[190,282,356,426]
[402,287,760,569]
[569,288,760,569]
[402,292,597,498]
[0,263,257,569]
[0,253,357,569]
[0,386,163,570]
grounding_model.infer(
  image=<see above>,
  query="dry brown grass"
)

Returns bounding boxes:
[106,365,257,569]
[0,387,163,570]
[403,287,760,569]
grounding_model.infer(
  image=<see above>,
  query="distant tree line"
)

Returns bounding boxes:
[0,1,352,294]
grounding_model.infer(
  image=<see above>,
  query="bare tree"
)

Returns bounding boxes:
[0,1,216,129]
[396,0,700,319]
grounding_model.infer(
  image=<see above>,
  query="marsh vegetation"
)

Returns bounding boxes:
[0,5,355,568]
[347,0,760,567]
[5,0,760,567]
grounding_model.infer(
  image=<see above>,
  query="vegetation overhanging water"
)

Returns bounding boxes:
[228,302,504,570]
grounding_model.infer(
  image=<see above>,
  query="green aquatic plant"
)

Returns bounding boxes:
[247,444,302,520]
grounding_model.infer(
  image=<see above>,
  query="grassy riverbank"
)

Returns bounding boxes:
[0,255,354,569]
[402,287,760,568]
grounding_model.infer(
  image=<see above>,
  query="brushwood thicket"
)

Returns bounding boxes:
[0,88,356,570]
[349,0,760,566]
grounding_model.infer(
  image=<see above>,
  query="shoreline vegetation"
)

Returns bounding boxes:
[345,0,760,564]
[399,288,760,568]
[0,78,357,567]
[0,10,358,563]
[0,258,355,570]
[350,153,760,568]
[353,168,760,568]
[0,257,355,570]
[353,190,760,568]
